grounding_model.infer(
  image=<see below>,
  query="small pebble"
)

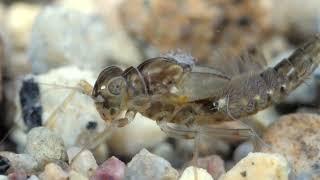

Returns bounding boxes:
[0,152,38,174]
[233,141,254,163]
[91,156,125,180]
[39,163,68,180]
[125,149,179,180]
[220,152,290,180]
[108,114,166,156]
[179,166,213,180]
[294,171,312,180]
[70,149,97,177]
[69,171,88,180]
[8,171,27,180]
[195,155,225,179]
[152,142,175,162]
[261,113,320,179]
[25,127,68,167]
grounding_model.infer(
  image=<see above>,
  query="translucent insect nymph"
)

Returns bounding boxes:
[88,35,320,140]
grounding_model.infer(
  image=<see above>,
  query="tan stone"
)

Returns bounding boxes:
[261,113,320,179]
[220,153,290,180]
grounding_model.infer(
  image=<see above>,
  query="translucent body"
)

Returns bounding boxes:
[92,35,320,130]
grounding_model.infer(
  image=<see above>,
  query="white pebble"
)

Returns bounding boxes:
[108,114,166,156]
[70,149,98,177]
[179,166,213,180]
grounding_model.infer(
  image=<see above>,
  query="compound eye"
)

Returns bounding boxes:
[107,77,126,96]
[210,101,219,111]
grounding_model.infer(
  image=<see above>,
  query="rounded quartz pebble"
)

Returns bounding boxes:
[25,127,68,167]
[233,141,254,163]
[108,113,167,156]
[179,166,213,180]
[91,156,125,180]
[70,149,98,177]
[261,113,320,179]
[125,149,179,180]
[39,163,68,180]
[220,152,290,180]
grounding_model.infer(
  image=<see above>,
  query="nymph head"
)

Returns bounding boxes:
[92,66,129,126]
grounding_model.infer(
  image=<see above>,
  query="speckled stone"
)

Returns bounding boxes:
[220,152,290,180]
[25,127,68,167]
[125,149,179,180]
[261,113,320,179]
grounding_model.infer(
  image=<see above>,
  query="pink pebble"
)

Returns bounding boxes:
[91,156,125,180]
[8,171,27,180]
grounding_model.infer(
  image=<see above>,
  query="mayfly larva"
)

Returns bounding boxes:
[85,35,320,142]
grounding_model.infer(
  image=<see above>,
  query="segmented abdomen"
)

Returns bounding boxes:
[273,35,320,92]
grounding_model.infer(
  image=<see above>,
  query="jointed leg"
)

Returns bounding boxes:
[225,94,272,152]
[71,123,115,164]
[44,79,94,129]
